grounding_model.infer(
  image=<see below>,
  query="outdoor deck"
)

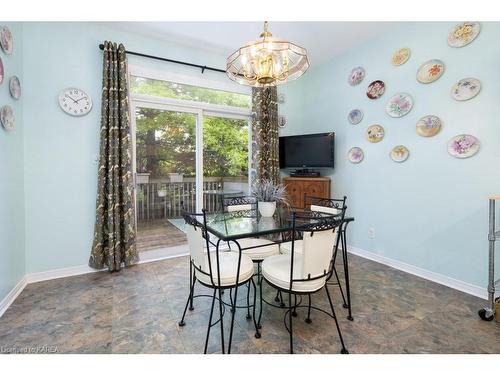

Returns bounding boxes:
[137,219,187,252]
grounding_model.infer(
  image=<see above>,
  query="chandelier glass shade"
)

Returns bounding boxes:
[226,22,310,87]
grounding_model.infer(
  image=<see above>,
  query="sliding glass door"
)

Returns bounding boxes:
[131,104,250,252]
[129,69,251,253]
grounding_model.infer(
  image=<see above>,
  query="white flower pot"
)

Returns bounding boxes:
[258,201,276,217]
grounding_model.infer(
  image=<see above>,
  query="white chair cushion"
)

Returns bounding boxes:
[262,254,327,293]
[280,240,303,255]
[227,204,253,212]
[231,238,280,261]
[310,204,341,215]
[197,251,254,287]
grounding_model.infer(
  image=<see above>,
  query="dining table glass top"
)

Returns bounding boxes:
[201,206,351,241]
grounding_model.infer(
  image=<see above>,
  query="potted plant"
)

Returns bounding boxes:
[251,180,288,217]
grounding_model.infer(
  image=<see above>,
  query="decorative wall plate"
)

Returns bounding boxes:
[278,115,287,128]
[348,109,363,124]
[0,56,3,85]
[366,80,386,99]
[448,22,481,48]
[0,26,13,55]
[348,66,365,86]
[416,115,442,137]
[392,48,411,66]
[277,93,286,104]
[385,93,413,118]
[451,78,481,101]
[416,59,445,83]
[366,124,385,143]
[1,105,15,131]
[348,147,364,164]
[390,145,409,163]
[9,76,21,99]
[447,134,480,158]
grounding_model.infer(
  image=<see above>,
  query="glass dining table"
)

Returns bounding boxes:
[201,206,355,320]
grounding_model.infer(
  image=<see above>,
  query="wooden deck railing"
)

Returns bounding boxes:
[136,178,246,221]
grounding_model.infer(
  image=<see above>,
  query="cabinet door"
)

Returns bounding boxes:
[285,181,304,208]
[304,181,326,199]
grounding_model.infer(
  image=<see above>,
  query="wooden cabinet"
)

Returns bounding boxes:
[283,177,331,209]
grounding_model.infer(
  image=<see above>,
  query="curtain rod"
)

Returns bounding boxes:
[98,44,227,74]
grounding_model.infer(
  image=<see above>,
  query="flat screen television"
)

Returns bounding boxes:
[279,132,335,169]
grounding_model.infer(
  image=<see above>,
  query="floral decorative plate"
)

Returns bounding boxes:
[416,115,442,137]
[348,66,365,86]
[417,59,445,84]
[451,78,481,101]
[348,147,364,164]
[1,105,15,131]
[366,124,385,143]
[348,109,363,125]
[0,56,4,85]
[9,76,21,99]
[366,80,386,99]
[0,26,13,55]
[392,48,411,66]
[447,134,480,158]
[448,22,481,48]
[390,145,409,163]
[385,93,413,118]
[277,93,286,104]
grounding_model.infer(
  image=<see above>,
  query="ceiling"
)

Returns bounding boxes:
[102,22,397,67]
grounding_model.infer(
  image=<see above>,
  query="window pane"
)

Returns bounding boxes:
[130,76,251,109]
[203,116,249,208]
[135,107,196,179]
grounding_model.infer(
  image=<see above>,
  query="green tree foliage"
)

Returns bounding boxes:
[133,78,249,180]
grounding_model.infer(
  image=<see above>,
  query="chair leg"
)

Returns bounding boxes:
[292,294,298,317]
[288,291,294,354]
[227,284,240,354]
[332,265,348,308]
[217,288,225,354]
[305,294,312,324]
[251,278,261,338]
[189,262,194,311]
[274,290,281,303]
[341,230,353,321]
[246,282,252,320]
[179,277,196,326]
[256,274,263,330]
[204,289,217,354]
[324,284,349,354]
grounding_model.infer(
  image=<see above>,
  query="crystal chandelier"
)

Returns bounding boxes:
[226,22,310,87]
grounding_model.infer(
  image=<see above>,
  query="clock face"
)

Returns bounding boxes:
[58,88,92,116]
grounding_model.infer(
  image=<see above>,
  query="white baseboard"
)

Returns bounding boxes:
[347,245,488,300]
[0,276,28,318]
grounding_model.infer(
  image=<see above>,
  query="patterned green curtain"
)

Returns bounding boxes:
[250,87,280,186]
[89,41,138,271]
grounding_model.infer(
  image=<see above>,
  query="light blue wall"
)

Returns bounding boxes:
[280,22,500,287]
[22,22,232,274]
[0,22,25,301]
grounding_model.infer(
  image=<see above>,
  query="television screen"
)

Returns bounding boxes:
[279,132,335,168]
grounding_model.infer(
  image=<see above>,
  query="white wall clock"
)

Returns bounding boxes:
[58,87,92,116]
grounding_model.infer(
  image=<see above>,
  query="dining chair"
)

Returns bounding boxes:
[178,209,257,354]
[280,195,351,319]
[260,211,348,354]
